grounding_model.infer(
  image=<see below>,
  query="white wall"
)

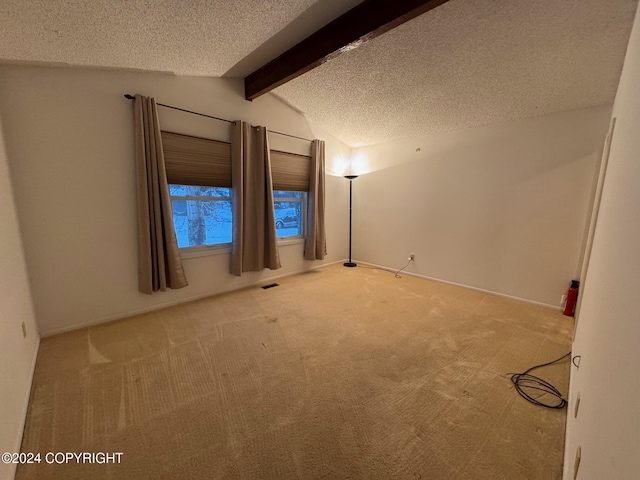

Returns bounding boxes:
[350,106,611,307]
[563,5,640,479]
[0,113,40,479]
[0,65,350,336]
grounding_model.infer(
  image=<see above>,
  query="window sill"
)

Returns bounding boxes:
[278,236,305,246]
[180,244,231,259]
[179,237,304,259]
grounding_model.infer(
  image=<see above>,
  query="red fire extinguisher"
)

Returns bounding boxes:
[563,280,580,317]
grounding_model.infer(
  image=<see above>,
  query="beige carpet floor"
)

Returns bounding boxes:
[17,264,573,479]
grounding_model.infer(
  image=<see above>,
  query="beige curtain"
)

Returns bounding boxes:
[133,95,188,294]
[304,140,327,260]
[230,121,281,276]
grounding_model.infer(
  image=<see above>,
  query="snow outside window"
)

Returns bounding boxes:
[170,185,306,249]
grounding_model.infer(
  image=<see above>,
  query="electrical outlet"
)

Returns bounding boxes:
[561,294,567,307]
[409,253,415,261]
[21,322,27,338]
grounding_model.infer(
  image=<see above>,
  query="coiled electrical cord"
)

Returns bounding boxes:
[509,352,571,409]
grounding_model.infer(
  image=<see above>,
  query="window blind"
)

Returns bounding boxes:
[270,150,310,191]
[162,131,232,187]
[161,131,311,191]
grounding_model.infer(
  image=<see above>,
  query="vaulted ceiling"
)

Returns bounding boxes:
[0,0,637,147]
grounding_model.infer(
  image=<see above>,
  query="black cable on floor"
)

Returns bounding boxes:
[509,352,571,409]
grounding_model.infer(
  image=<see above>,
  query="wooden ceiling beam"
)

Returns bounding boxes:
[244,0,451,101]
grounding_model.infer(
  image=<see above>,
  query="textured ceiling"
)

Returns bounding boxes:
[0,0,331,76]
[0,0,637,147]
[275,0,639,146]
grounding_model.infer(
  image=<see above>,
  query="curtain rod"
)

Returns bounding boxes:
[123,94,313,142]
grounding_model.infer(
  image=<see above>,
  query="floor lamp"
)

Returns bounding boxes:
[344,175,358,267]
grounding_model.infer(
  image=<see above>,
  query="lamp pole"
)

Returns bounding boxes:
[344,175,358,267]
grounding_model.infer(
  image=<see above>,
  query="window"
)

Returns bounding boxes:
[169,185,305,248]
[169,185,232,248]
[162,132,311,250]
[274,191,306,239]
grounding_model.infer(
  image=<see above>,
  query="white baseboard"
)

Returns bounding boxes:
[40,257,559,337]
[10,335,40,480]
[39,259,346,337]
[354,260,560,310]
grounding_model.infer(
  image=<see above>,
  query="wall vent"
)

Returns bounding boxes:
[261,283,279,289]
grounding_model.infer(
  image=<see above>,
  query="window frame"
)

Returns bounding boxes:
[169,185,233,253]
[274,191,307,241]
[169,187,308,257]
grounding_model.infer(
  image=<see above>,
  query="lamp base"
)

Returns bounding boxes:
[343,262,357,268]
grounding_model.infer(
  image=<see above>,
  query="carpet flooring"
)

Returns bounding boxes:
[17,264,573,479]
